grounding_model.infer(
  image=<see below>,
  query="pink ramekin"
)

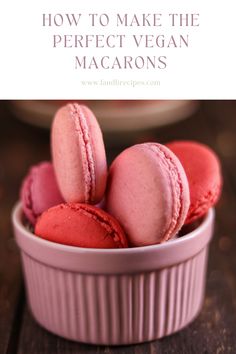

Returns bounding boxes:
[12,202,214,345]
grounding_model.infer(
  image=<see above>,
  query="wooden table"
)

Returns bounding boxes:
[1,101,236,354]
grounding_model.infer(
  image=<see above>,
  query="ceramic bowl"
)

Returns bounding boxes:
[12,202,214,345]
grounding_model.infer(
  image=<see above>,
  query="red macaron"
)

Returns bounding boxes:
[35,203,128,249]
[167,140,222,224]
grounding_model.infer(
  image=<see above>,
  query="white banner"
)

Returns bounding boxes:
[0,0,235,98]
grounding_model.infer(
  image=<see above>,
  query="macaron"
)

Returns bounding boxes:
[35,203,128,249]
[106,143,190,247]
[20,162,64,225]
[51,103,107,204]
[167,140,222,224]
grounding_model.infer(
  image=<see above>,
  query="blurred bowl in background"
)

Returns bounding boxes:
[10,100,199,132]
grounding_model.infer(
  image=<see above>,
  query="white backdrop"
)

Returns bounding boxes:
[0,0,235,98]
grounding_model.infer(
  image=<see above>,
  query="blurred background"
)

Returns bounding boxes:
[0,100,235,232]
[1,99,235,178]
[9,100,197,132]
[1,100,236,353]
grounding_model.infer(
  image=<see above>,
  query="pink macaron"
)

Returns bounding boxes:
[167,140,222,224]
[51,103,107,204]
[106,143,190,247]
[20,161,64,225]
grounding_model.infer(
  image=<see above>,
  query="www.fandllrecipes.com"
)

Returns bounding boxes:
[81,79,161,87]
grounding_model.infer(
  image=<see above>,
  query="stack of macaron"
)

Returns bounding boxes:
[20,103,222,248]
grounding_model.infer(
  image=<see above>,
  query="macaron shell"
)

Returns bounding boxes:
[21,172,37,225]
[51,104,107,204]
[106,143,190,246]
[35,203,128,249]
[20,162,64,225]
[167,140,222,224]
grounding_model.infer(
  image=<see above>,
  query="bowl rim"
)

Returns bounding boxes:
[13,201,214,254]
[12,202,214,273]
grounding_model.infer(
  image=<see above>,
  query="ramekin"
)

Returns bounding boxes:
[12,202,214,345]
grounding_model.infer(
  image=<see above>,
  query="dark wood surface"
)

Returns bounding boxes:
[1,101,236,354]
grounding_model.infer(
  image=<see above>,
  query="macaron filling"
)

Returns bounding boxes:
[69,103,96,203]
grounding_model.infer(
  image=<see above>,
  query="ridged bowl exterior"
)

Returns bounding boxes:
[13,203,214,345]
